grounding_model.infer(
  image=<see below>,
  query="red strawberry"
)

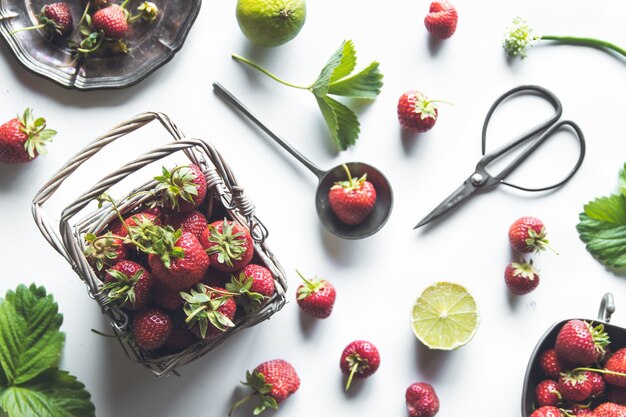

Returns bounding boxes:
[340,340,381,391]
[155,164,207,213]
[200,219,254,272]
[508,216,555,254]
[604,348,626,387]
[328,164,377,225]
[181,284,236,339]
[554,320,609,365]
[164,210,208,240]
[424,0,458,40]
[571,407,593,416]
[594,402,626,417]
[405,382,440,417]
[535,379,561,407]
[557,370,594,402]
[397,91,439,133]
[153,280,185,311]
[0,109,56,163]
[226,264,275,314]
[149,231,210,290]
[109,212,160,239]
[530,406,562,417]
[132,308,172,351]
[541,349,571,379]
[84,231,128,272]
[295,270,336,319]
[229,359,300,416]
[590,371,606,396]
[92,4,128,39]
[103,260,153,310]
[504,260,540,295]
[12,3,73,37]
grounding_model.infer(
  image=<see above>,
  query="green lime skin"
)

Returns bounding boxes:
[236,0,307,47]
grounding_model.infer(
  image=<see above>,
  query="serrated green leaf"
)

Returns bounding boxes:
[329,40,357,83]
[315,96,360,151]
[0,285,64,385]
[311,41,356,97]
[328,61,383,99]
[577,194,626,268]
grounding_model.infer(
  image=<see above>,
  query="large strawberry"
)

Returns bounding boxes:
[397,91,440,133]
[102,260,153,311]
[604,347,626,387]
[0,108,56,163]
[530,406,562,417]
[557,370,594,402]
[164,210,208,240]
[11,3,73,37]
[295,270,336,319]
[92,4,128,39]
[200,219,254,272]
[405,382,440,417]
[424,0,458,40]
[504,261,540,295]
[340,340,381,391]
[535,379,561,407]
[229,359,300,416]
[508,216,555,254]
[328,164,377,225]
[181,284,236,339]
[594,402,626,417]
[226,264,275,314]
[154,164,207,213]
[132,308,172,351]
[554,320,609,365]
[540,349,571,379]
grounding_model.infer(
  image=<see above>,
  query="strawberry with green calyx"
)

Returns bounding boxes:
[200,219,254,272]
[555,320,610,365]
[229,359,300,416]
[296,270,336,319]
[102,260,153,310]
[397,90,447,133]
[340,340,381,391]
[10,3,73,37]
[509,216,557,254]
[148,231,209,290]
[0,108,56,163]
[181,284,237,339]
[84,231,127,271]
[557,370,594,402]
[535,379,561,407]
[132,308,173,351]
[328,164,377,226]
[109,211,161,239]
[154,164,207,213]
[226,264,275,314]
[504,260,540,295]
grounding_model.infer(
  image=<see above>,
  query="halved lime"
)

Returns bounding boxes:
[410,282,480,350]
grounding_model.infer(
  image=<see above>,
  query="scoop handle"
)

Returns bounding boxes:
[598,293,615,323]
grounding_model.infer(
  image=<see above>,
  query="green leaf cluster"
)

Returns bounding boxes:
[577,163,626,269]
[0,284,95,417]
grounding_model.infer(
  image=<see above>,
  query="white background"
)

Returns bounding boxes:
[1,0,626,416]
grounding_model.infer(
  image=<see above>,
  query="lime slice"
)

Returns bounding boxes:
[410,282,480,350]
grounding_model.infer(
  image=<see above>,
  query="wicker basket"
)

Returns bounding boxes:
[32,112,288,376]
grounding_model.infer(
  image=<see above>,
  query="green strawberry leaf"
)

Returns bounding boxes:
[620,163,626,196]
[327,62,384,99]
[315,95,360,150]
[310,40,356,97]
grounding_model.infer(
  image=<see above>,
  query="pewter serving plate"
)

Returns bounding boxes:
[0,0,201,89]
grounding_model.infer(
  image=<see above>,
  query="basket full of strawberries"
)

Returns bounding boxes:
[32,112,287,376]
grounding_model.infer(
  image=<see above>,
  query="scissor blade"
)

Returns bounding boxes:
[414,180,478,229]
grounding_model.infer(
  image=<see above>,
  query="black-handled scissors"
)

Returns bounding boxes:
[414,85,586,229]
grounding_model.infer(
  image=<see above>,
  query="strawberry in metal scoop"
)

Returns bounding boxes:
[328,164,377,225]
[554,319,610,365]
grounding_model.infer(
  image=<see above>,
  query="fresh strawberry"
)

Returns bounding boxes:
[535,379,561,407]
[92,4,128,39]
[226,264,275,314]
[200,219,254,272]
[12,3,73,37]
[504,260,540,295]
[424,0,458,40]
[397,91,440,133]
[229,359,300,416]
[541,349,571,379]
[295,270,336,319]
[132,308,172,351]
[103,260,153,310]
[594,402,626,417]
[181,284,236,339]
[84,231,128,272]
[405,382,439,417]
[164,210,208,240]
[155,164,207,213]
[554,320,609,365]
[148,231,210,290]
[590,371,606,396]
[557,370,594,402]
[508,216,555,254]
[607,386,626,404]
[0,108,56,163]
[530,406,562,417]
[604,347,626,387]
[109,212,160,239]
[328,164,377,225]
[340,340,381,391]
[153,280,185,311]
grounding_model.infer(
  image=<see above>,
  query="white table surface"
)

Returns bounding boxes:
[1,1,626,416]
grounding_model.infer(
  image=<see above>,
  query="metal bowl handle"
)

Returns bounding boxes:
[598,292,615,323]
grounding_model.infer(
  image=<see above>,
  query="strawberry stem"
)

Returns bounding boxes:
[229,394,255,417]
[232,54,310,90]
[572,367,626,379]
[296,269,316,288]
[9,23,47,35]
[345,361,359,391]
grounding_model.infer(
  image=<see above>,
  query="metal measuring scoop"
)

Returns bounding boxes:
[213,82,393,240]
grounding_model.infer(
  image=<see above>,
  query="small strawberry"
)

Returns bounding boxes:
[554,320,610,365]
[594,402,626,417]
[328,164,377,225]
[557,370,594,402]
[92,4,129,39]
[530,406,562,417]
[397,91,440,133]
[103,260,153,311]
[181,284,236,339]
[295,270,336,319]
[541,349,571,379]
[504,260,540,295]
[405,382,439,417]
[153,280,185,311]
[424,0,458,40]
[164,210,208,240]
[508,216,555,254]
[132,308,173,351]
[200,219,254,272]
[229,359,300,416]
[535,379,561,407]
[154,164,207,213]
[604,347,626,387]
[340,340,381,391]
[226,264,275,314]
[0,108,56,163]
[11,3,73,37]
[84,231,128,272]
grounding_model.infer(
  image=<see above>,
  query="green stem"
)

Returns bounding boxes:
[345,362,359,391]
[232,54,311,90]
[72,1,90,37]
[540,35,626,58]
[10,23,45,35]
[341,163,353,184]
[228,394,255,417]
[573,367,626,378]
[295,269,316,288]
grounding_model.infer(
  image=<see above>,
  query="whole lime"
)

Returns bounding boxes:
[236,0,306,47]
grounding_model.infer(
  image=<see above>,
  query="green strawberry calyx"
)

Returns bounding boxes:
[154,165,200,211]
[296,270,326,300]
[511,260,539,280]
[130,1,159,22]
[587,321,610,357]
[331,164,368,192]
[181,283,236,338]
[226,272,266,314]
[229,371,278,416]
[526,227,558,254]
[101,269,143,307]
[560,370,589,386]
[18,108,56,159]
[84,231,122,271]
[345,353,370,391]
[206,220,247,266]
